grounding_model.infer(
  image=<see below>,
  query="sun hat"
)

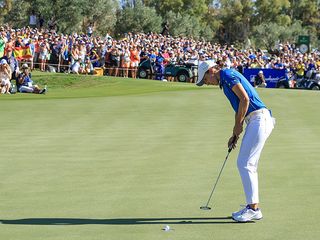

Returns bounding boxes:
[0,59,7,65]
[196,60,216,86]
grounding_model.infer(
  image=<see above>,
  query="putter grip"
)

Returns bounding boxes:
[228,136,237,152]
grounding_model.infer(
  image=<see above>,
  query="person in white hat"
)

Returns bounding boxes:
[17,63,46,94]
[254,70,267,88]
[196,61,275,222]
[0,59,12,94]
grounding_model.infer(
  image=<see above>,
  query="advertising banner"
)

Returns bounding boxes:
[243,68,286,88]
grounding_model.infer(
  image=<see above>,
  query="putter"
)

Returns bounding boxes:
[200,136,236,211]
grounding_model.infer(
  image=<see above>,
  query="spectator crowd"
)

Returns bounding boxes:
[0,23,320,94]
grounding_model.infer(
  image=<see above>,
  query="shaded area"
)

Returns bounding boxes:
[0,217,244,225]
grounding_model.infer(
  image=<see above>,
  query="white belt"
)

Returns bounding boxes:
[245,108,269,124]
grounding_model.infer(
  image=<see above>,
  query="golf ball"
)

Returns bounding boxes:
[163,225,170,231]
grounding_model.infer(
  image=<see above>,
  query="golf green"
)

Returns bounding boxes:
[0,73,319,240]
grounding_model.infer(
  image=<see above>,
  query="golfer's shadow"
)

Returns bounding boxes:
[0,217,239,225]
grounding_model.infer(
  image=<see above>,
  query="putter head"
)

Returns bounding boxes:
[200,206,211,210]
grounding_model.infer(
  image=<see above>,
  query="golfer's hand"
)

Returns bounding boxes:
[228,135,238,150]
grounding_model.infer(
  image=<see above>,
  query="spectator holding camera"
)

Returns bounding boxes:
[254,70,267,88]
[18,63,46,94]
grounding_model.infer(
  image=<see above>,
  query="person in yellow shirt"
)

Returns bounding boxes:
[316,58,320,70]
[295,59,305,78]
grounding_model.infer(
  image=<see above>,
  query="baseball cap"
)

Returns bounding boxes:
[196,60,216,86]
[22,63,29,69]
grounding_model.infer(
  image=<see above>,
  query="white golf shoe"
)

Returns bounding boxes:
[232,205,247,217]
[232,205,263,222]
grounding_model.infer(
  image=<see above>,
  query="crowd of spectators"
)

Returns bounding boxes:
[0,23,320,92]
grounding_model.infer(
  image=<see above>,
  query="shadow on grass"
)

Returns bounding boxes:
[0,217,247,225]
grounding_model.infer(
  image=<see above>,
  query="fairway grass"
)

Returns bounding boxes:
[0,73,319,240]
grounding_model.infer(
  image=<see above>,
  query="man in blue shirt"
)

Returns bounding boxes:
[196,61,275,222]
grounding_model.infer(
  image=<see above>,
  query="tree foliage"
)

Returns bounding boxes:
[0,0,319,48]
[115,0,162,35]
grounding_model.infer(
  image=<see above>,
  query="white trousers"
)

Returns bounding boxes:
[237,108,275,204]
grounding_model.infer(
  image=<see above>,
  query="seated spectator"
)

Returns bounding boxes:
[254,70,267,88]
[0,59,12,94]
[71,59,83,75]
[18,63,46,94]
[84,57,93,74]
[89,49,101,67]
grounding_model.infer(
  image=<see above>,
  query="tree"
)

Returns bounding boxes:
[4,0,30,27]
[5,0,118,34]
[203,5,222,41]
[164,11,201,38]
[252,20,308,49]
[218,0,254,45]
[144,0,208,18]
[253,0,291,25]
[115,0,162,35]
[81,0,118,35]
[290,0,320,39]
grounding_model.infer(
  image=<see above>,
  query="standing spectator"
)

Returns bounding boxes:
[87,23,93,37]
[15,35,24,47]
[160,48,170,66]
[121,45,131,78]
[71,43,79,67]
[273,57,284,69]
[48,17,57,34]
[32,36,40,70]
[39,14,45,29]
[0,29,7,58]
[29,10,37,28]
[4,34,15,56]
[295,59,305,79]
[49,39,61,71]
[39,40,49,71]
[1,50,19,81]
[0,59,12,94]
[250,58,263,68]
[154,56,165,80]
[130,45,140,78]
[78,41,87,63]
[161,22,169,36]
[109,46,120,77]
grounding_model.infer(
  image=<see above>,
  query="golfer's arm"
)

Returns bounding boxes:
[232,83,249,126]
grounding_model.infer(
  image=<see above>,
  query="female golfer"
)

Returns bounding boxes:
[196,60,275,222]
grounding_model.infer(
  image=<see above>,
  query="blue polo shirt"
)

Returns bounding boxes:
[220,68,266,116]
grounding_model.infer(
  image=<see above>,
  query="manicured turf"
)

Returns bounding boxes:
[0,73,319,240]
